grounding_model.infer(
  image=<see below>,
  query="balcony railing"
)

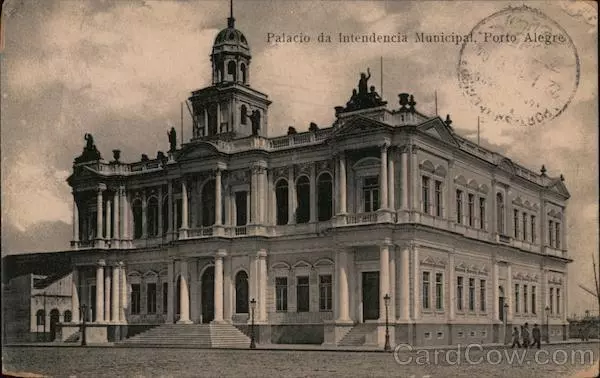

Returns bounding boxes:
[234,226,247,236]
[346,212,378,225]
[188,227,214,238]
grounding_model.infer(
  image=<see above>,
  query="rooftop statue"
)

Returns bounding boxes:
[338,68,387,113]
[74,133,102,164]
[168,127,177,152]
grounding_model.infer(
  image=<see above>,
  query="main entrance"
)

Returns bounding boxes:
[201,266,215,323]
[362,271,380,321]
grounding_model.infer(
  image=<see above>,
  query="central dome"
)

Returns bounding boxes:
[213,17,250,54]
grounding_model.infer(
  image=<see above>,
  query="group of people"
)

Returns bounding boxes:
[511,322,542,348]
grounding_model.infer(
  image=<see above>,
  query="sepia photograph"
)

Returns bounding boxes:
[1,0,598,376]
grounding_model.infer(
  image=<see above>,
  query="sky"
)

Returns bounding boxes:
[1,0,597,315]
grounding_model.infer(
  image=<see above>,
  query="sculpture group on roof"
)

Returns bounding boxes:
[338,68,387,113]
[74,133,102,164]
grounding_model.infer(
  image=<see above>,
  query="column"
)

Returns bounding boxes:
[388,150,395,210]
[181,180,189,230]
[251,167,258,224]
[259,167,267,224]
[506,264,513,322]
[388,246,396,320]
[214,250,226,322]
[339,154,347,214]
[287,167,295,224]
[203,108,208,137]
[398,247,411,321]
[336,250,350,322]
[379,242,390,321]
[167,261,174,323]
[223,255,232,321]
[119,262,127,322]
[106,199,112,241]
[268,169,275,224]
[167,181,174,235]
[380,145,389,210]
[215,170,222,226]
[177,260,191,323]
[112,192,120,247]
[309,163,317,222]
[111,264,120,322]
[96,188,104,240]
[492,260,499,321]
[141,192,147,238]
[401,148,409,210]
[119,188,127,246]
[217,102,221,132]
[96,260,105,322]
[72,197,79,244]
[104,267,111,322]
[157,186,163,236]
[448,253,456,321]
[410,146,419,210]
[257,250,268,322]
[71,267,80,323]
[412,245,420,321]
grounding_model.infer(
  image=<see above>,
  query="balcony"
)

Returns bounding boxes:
[187,227,214,238]
[346,212,378,225]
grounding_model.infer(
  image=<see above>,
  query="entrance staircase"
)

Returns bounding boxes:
[119,323,250,348]
[338,323,378,346]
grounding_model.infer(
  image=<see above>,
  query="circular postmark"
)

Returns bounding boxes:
[458,6,580,127]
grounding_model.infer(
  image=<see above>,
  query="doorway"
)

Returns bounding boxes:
[49,309,60,341]
[201,266,215,323]
[362,271,380,321]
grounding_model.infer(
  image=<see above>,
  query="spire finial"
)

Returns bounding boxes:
[227,0,235,28]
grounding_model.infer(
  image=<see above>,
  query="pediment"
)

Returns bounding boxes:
[546,179,570,198]
[176,142,222,162]
[331,116,388,138]
[416,117,459,146]
[497,158,516,175]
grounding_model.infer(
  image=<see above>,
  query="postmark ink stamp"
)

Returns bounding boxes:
[458,6,580,127]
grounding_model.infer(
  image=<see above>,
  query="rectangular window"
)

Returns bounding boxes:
[468,193,475,227]
[513,209,519,238]
[422,272,430,310]
[479,197,486,230]
[363,177,379,212]
[514,284,520,313]
[319,275,332,311]
[146,283,157,314]
[480,279,486,312]
[468,278,475,311]
[131,284,141,315]
[435,273,443,310]
[531,215,537,243]
[549,220,554,246]
[276,277,288,312]
[549,287,554,314]
[523,285,528,314]
[422,176,430,214]
[435,181,443,217]
[235,191,248,226]
[296,276,310,312]
[531,286,536,314]
[456,190,463,224]
[556,288,560,314]
[555,223,561,249]
[162,282,168,314]
[457,276,464,311]
[522,212,528,241]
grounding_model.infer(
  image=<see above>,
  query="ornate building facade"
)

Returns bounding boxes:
[61,12,571,347]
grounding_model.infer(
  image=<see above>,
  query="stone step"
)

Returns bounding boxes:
[119,323,251,348]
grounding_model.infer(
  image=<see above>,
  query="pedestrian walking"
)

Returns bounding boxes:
[531,323,541,349]
[511,327,521,348]
[522,323,530,348]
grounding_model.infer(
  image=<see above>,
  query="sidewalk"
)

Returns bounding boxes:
[3,339,598,352]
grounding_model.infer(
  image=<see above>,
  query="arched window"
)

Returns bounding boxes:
[296,176,310,223]
[241,104,248,125]
[36,309,45,326]
[132,199,143,239]
[202,180,216,226]
[496,193,504,234]
[240,63,247,84]
[317,173,333,221]
[275,179,289,225]
[162,197,169,236]
[147,197,159,237]
[235,271,249,313]
[227,61,237,82]
[63,310,72,323]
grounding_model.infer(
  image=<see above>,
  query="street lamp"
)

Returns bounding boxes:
[545,305,550,344]
[383,293,391,351]
[80,304,87,346]
[250,298,256,349]
[503,303,509,344]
